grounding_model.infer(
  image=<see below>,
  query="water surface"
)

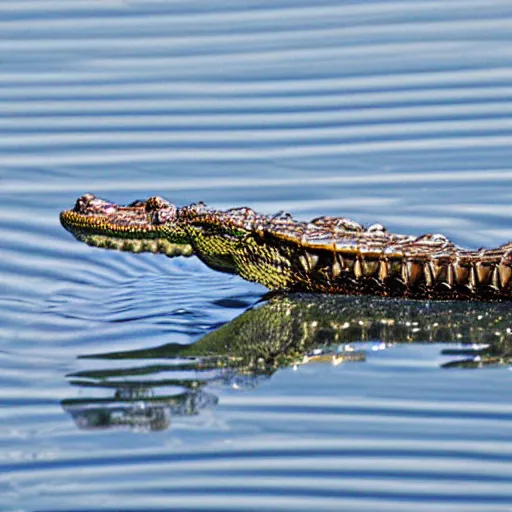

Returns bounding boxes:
[1,2,512,511]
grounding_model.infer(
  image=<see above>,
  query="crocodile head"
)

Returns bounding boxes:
[60,193,193,257]
[60,194,298,287]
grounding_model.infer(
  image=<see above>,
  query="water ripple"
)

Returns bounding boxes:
[2,1,512,510]
[0,1,511,171]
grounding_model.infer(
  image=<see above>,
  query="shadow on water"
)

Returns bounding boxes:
[62,294,512,432]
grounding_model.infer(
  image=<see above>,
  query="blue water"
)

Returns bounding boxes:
[1,1,512,510]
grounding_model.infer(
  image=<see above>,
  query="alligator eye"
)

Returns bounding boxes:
[145,196,172,213]
[150,205,178,225]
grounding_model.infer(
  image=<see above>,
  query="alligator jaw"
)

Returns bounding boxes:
[60,193,193,257]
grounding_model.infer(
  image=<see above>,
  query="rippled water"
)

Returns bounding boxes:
[2,2,512,511]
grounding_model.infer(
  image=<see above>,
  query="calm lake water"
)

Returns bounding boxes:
[2,2,512,511]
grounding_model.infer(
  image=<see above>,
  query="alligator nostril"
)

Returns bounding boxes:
[73,194,116,215]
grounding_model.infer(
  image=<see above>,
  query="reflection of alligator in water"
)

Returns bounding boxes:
[62,387,218,432]
[63,294,512,432]
[61,194,512,301]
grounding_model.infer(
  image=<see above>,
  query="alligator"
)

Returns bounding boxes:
[63,294,512,431]
[78,293,512,370]
[60,194,512,301]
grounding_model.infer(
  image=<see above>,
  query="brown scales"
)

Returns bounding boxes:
[60,194,512,301]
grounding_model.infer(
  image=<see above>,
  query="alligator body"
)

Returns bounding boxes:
[61,194,512,301]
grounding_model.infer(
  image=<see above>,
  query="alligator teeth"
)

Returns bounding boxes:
[499,262,512,288]
[453,261,469,285]
[423,263,433,287]
[467,266,477,292]
[331,258,342,278]
[429,261,443,281]
[491,265,500,290]
[475,262,492,285]
[378,260,388,282]
[299,251,320,273]
[401,262,408,283]
[402,260,423,286]
[307,252,319,270]
[353,259,363,279]
[299,255,309,273]
[445,263,454,288]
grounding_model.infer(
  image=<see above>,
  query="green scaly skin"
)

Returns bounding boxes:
[84,293,512,370]
[63,294,512,431]
[61,194,512,301]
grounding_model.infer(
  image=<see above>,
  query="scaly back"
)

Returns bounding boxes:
[61,194,512,301]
